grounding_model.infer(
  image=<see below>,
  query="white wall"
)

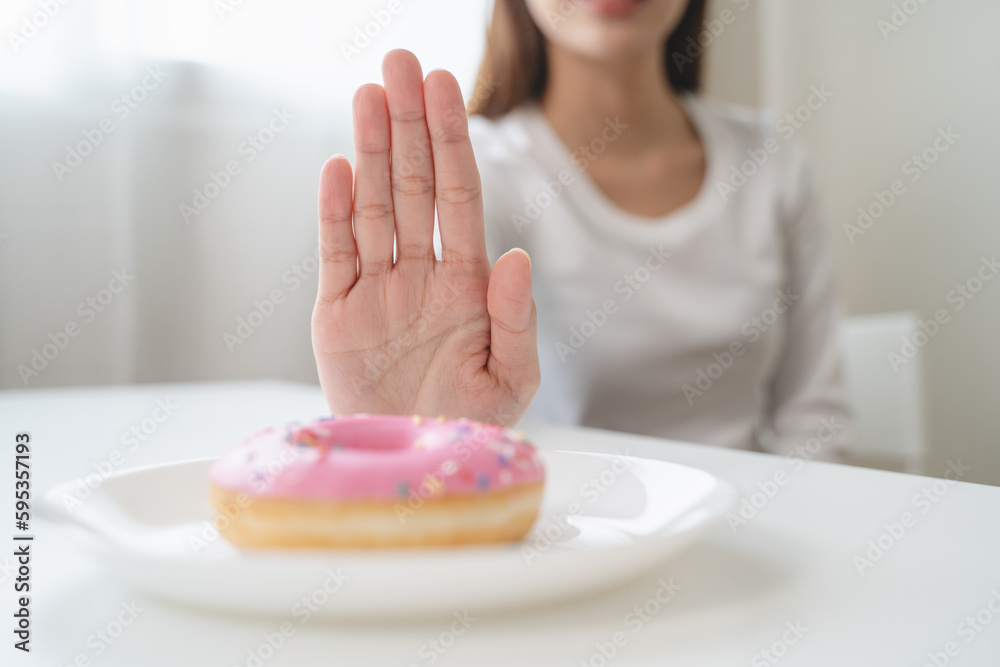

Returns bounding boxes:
[704,0,1000,485]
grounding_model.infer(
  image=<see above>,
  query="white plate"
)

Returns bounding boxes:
[38,451,736,618]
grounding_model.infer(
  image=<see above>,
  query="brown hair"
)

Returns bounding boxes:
[469,0,707,118]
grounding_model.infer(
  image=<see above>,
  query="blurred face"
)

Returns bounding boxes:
[524,0,691,61]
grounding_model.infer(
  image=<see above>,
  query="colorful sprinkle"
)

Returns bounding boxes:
[227,415,544,505]
[289,422,340,448]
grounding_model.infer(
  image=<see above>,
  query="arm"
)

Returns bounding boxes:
[764,144,853,462]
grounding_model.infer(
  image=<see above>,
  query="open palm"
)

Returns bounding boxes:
[311,50,539,427]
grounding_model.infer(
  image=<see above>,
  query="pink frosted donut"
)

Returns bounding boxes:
[208,415,546,548]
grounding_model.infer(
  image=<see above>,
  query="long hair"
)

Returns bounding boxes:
[468,0,707,118]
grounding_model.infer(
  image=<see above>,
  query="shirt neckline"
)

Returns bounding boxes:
[512,94,723,241]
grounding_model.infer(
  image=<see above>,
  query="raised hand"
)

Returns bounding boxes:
[311,50,539,427]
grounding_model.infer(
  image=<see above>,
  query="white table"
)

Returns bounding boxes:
[2,381,998,666]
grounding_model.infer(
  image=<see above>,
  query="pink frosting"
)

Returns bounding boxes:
[209,415,545,501]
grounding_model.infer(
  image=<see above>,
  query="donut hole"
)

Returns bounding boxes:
[307,415,428,451]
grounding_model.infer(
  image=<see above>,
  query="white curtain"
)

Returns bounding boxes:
[0,0,490,389]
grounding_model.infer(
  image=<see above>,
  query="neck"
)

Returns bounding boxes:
[539,43,694,152]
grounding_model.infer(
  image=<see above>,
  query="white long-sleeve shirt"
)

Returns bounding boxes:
[468,95,852,459]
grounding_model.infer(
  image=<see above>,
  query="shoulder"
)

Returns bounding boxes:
[466,107,553,218]
[685,95,776,148]
[467,107,540,169]
[690,95,812,167]
[688,95,818,214]
[466,109,543,258]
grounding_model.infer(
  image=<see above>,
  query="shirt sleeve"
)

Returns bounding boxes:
[762,142,854,462]
[482,179,514,266]
[469,115,518,265]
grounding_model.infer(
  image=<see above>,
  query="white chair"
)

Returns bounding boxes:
[838,312,926,473]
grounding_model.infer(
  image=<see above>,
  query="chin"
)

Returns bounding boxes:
[526,0,689,62]
[571,33,657,63]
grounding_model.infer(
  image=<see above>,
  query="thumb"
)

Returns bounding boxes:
[487,248,540,404]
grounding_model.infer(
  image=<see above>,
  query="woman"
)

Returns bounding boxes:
[311,0,851,459]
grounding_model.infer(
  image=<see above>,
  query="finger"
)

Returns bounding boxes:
[487,248,540,400]
[316,155,357,302]
[382,50,435,262]
[423,69,488,267]
[352,83,395,277]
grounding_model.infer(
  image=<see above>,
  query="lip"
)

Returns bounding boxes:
[582,0,646,18]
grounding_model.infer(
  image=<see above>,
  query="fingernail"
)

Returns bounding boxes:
[509,247,531,269]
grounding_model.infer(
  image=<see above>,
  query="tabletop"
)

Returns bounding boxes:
[1,381,998,666]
